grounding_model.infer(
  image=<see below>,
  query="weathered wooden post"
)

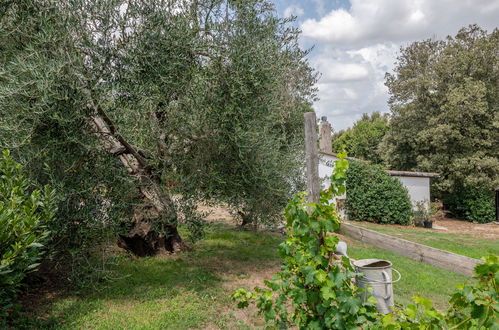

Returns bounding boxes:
[304,112,320,203]
[318,116,332,154]
[495,188,499,223]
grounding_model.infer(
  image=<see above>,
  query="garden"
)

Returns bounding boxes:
[1,1,498,329]
[3,153,497,329]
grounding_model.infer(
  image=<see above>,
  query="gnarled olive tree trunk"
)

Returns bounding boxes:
[90,112,189,256]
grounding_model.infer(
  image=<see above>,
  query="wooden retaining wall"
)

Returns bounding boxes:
[339,223,483,277]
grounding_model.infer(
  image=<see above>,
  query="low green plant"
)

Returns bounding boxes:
[414,201,431,227]
[232,152,381,329]
[446,254,498,328]
[346,161,413,225]
[383,255,498,329]
[444,186,495,224]
[0,150,56,318]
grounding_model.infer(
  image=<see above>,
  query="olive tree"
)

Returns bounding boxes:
[0,0,317,256]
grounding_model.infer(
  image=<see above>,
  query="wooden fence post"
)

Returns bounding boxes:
[318,116,332,154]
[304,112,320,203]
[495,188,499,223]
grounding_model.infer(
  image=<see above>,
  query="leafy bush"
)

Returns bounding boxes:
[444,186,495,223]
[383,254,498,329]
[346,161,413,225]
[0,150,56,316]
[413,201,433,228]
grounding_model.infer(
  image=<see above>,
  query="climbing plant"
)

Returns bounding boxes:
[232,152,381,329]
[382,254,498,329]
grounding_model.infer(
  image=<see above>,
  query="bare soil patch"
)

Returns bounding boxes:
[353,216,499,240]
[15,264,68,322]
[199,204,234,223]
[430,218,499,239]
[220,265,280,328]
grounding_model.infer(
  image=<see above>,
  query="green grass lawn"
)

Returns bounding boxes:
[13,222,489,329]
[14,224,283,330]
[349,221,499,259]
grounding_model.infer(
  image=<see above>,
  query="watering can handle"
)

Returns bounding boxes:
[362,268,401,284]
[391,268,401,283]
[381,271,390,300]
[380,269,401,300]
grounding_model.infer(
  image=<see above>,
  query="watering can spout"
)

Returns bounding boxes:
[335,241,348,258]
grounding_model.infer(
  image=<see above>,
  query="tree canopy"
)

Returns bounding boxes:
[380,25,498,196]
[0,0,317,257]
[332,112,389,164]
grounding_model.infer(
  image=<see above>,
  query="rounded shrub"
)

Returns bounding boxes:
[444,186,495,224]
[345,161,413,225]
[0,150,56,317]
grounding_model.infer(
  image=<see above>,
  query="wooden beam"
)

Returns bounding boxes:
[339,223,483,277]
[304,112,320,203]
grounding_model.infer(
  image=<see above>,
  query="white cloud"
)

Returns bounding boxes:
[284,5,304,17]
[300,0,499,130]
[347,43,399,70]
[302,9,358,44]
[317,61,370,82]
[302,0,499,47]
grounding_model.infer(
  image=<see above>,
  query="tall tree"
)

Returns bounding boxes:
[381,25,498,200]
[0,0,317,256]
[332,112,389,164]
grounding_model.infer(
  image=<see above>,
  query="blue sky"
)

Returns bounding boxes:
[270,0,499,131]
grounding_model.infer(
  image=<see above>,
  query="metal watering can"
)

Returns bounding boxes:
[335,242,401,314]
[353,259,401,314]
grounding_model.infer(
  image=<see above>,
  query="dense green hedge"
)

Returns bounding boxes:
[444,186,495,224]
[0,150,56,317]
[345,161,413,225]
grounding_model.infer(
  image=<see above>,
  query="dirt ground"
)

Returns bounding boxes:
[199,203,235,223]
[356,214,499,240]
[219,266,280,328]
[431,218,499,239]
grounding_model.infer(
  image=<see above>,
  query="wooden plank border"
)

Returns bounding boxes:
[338,223,483,277]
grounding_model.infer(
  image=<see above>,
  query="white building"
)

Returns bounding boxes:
[318,151,438,211]
[317,118,439,212]
[385,170,439,210]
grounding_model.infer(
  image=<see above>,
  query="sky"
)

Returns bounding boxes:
[271,0,499,131]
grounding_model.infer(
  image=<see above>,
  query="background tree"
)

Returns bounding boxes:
[0,0,316,259]
[381,25,498,222]
[332,112,389,164]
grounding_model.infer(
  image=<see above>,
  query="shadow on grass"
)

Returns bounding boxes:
[12,223,283,329]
